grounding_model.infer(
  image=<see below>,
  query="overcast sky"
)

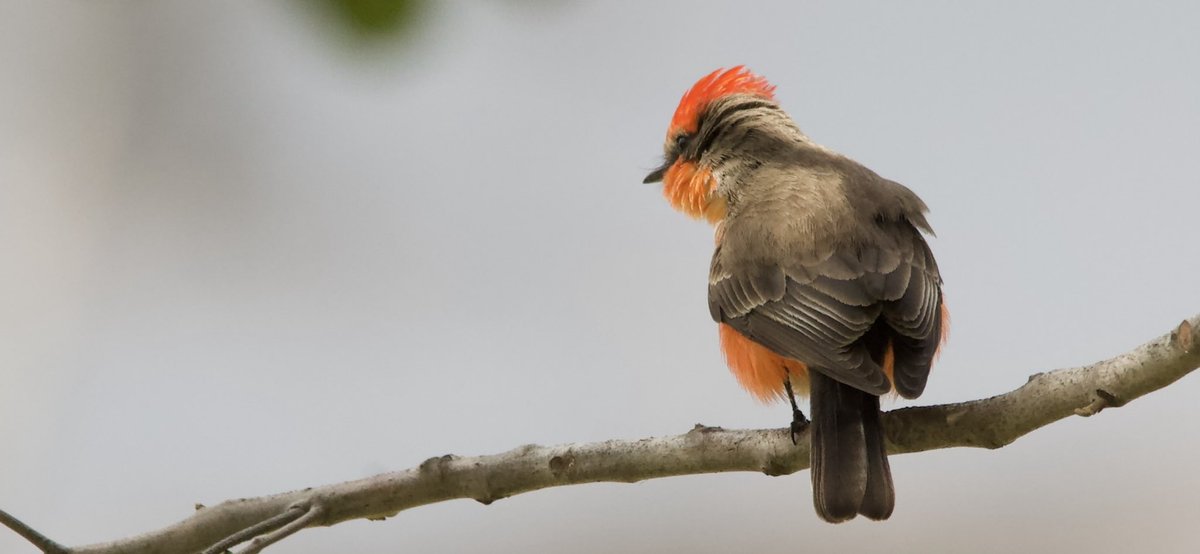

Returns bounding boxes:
[3,1,1199,553]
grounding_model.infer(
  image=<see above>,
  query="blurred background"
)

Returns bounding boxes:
[3,1,1199,552]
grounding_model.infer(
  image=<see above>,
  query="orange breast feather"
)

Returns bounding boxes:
[718,323,810,402]
[718,324,905,403]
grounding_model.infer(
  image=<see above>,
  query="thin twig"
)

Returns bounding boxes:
[0,508,70,554]
[235,504,324,554]
[200,504,308,554]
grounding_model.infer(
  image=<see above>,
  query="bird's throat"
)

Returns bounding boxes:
[663,161,725,223]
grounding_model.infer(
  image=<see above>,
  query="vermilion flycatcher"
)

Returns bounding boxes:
[645,67,948,522]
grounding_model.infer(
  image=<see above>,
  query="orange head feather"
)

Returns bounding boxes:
[667,66,776,138]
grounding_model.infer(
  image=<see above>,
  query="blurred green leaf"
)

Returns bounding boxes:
[310,0,425,39]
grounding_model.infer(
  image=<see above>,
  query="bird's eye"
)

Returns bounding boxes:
[673,133,691,152]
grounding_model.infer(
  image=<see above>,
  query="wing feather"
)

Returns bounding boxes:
[710,218,943,397]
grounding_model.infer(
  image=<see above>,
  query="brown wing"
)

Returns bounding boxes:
[709,217,943,398]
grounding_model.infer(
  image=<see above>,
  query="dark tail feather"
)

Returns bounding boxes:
[858,392,895,520]
[810,371,866,522]
[809,371,895,522]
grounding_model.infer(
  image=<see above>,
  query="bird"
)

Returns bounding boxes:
[644,66,948,522]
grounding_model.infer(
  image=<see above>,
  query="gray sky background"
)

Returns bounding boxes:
[3,1,1199,552]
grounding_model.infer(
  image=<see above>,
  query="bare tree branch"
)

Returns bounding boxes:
[4,314,1197,554]
[0,509,69,554]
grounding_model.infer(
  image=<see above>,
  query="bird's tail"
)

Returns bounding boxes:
[809,370,894,522]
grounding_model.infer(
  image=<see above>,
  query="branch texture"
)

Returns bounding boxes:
[5,314,1198,554]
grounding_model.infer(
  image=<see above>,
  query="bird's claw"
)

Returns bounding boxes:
[789,409,809,445]
[783,376,808,445]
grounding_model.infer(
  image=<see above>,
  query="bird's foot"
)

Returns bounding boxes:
[789,408,809,445]
[783,377,809,445]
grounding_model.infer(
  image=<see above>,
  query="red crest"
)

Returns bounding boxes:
[669,66,776,136]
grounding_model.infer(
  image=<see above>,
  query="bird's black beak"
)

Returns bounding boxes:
[643,162,669,184]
